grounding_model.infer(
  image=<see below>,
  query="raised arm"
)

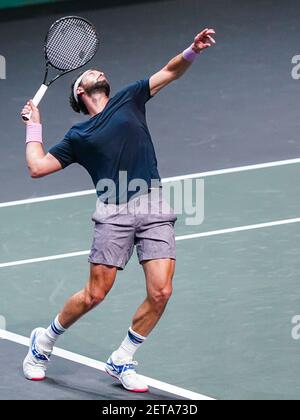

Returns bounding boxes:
[21,100,62,178]
[149,28,216,97]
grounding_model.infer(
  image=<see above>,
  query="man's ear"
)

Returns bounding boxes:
[77,86,85,96]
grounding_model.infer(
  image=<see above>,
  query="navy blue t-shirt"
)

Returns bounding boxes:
[49,79,161,203]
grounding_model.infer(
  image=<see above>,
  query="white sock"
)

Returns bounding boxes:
[37,315,67,352]
[113,327,146,362]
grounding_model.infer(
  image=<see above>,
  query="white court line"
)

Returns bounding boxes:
[0,250,90,268]
[0,189,95,208]
[175,217,300,241]
[0,328,214,401]
[162,157,300,183]
[0,157,300,208]
[1,216,300,269]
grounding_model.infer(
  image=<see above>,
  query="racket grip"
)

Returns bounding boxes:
[22,84,48,121]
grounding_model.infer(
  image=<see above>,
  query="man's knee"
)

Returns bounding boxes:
[149,284,173,308]
[84,264,116,309]
[84,287,107,309]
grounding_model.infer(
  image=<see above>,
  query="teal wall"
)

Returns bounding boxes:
[0,0,67,9]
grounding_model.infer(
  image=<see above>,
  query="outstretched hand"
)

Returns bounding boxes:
[192,28,216,53]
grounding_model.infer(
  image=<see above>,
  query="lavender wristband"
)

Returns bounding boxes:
[182,45,201,63]
[26,123,43,144]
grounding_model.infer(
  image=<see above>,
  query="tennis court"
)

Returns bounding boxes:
[1,159,300,400]
[1,0,300,402]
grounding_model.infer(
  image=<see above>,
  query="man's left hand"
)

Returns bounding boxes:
[192,28,216,53]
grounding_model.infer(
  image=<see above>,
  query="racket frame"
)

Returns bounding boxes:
[22,15,99,121]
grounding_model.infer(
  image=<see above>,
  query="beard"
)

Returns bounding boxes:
[85,80,111,98]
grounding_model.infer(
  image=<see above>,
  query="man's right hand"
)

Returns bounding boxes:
[21,100,41,124]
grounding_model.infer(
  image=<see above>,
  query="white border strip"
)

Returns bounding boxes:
[0,328,214,401]
[1,216,300,269]
[1,158,300,209]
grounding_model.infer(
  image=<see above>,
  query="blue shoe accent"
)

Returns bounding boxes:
[106,358,122,376]
[105,356,148,392]
[106,358,136,376]
[122,363,136,374]
[31,332,49,362]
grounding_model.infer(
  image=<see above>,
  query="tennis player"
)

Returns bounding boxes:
[22,28,216,392]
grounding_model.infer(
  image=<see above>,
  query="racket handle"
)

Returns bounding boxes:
[22,84,48,121]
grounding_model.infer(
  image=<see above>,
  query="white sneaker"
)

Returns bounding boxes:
[23,328,52,381]
[105,352,148,393]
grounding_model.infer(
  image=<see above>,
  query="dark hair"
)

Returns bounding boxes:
[69,75,89,115]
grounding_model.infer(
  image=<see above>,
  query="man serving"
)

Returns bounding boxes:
[21,28,216,393]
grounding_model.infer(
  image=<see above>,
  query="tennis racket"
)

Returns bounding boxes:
[22,15,99,121]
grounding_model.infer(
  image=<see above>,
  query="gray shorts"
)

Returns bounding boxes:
[88,190,177,270]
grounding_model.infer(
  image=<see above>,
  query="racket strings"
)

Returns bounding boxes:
[48,20,97,67]
[46,17,99,71]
